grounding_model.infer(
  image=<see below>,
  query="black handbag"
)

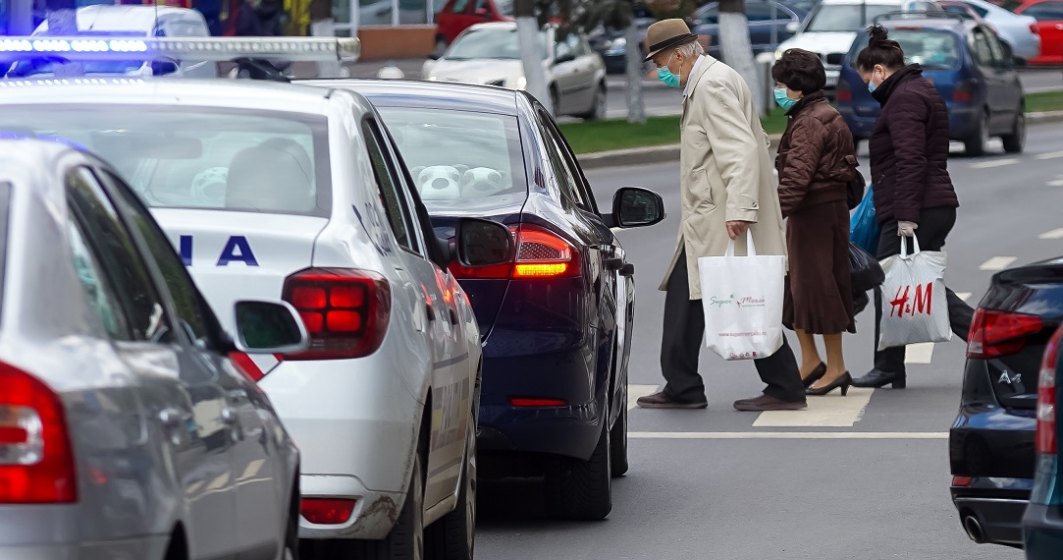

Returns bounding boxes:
[849,241,884,293]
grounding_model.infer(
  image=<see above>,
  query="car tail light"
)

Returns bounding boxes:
[953,81,974,104]
[510,397,567,407]
[836,78,852,103]
[0,362,77,503]
[281,268,390,360]
[301,498,357,524]
[449,224,581,280]
[967,309,1043,359]
[952,475,973,487]
[1036,327,1061,455]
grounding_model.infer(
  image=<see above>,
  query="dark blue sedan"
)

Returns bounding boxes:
[836,14,1026,156]
[1024,323,1063,557]
[303,79,665,520]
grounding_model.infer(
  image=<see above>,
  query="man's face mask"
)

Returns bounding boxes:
[657,52,681,89]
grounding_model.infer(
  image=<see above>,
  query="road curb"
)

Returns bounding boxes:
[578,113,1063,169]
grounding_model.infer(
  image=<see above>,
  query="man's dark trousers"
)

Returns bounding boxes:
[660,249,806,403]
[872,207,974,374]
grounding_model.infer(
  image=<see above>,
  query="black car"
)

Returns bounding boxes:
[303,79,665,520]
[949,257,1063,547]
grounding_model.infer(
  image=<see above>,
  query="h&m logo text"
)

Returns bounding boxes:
[890,282,934,318]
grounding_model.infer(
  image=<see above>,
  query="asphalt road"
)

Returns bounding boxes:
[603,68,1063,119]
[474,123,1063,559]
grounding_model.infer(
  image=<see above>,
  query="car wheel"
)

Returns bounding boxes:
[345,453,425,560]
[545,421,612,520]
[280,493,299,560]
[610,392,629,478]
[964,110,988,157]
[579,84,607,121]
[425,420,476,559]
[1002,111,1025,154]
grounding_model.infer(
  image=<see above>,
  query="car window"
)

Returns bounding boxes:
[541,114,599,213]
[700,5,719,25]
[451,0,470,12]
[67,219,131,340]
[99,169,217,350]
[446,27,549,60]
[65,167,171,343]
[0,105,331,218]
[971,28,994,65]
[985,30,1007,64]
[746,3,776,21]
[535,109,589,210]
[363,118,418,254]
[805,4,897,32]
[848,28,961,68]
[377,107,528,214]
[1025,2,1063,20]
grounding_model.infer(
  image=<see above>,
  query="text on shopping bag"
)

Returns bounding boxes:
[888,282,935,319]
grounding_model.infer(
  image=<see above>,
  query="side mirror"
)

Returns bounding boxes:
[455,218,514,267]
[427,52,442,61]
[785,21,800,33]
[555,53,577,65]
[605,187,665,228]
[232,300,309,355]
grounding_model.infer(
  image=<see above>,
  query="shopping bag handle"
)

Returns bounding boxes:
[899,235,921,259]
[724,230,758,258]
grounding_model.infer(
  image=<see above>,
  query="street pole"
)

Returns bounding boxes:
[625,13,645,124]
[515,0,553,114]
[718,0,765,116]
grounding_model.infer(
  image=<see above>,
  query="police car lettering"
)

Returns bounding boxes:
[178,235,260,267]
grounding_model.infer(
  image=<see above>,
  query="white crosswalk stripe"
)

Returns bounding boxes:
[905,343,935,364]
[753,387,874,427]
[1040,228,1063,240]
[980,256,1017,271]
[629,431,948,439]
[1035,150,1063,160]
[627,384,659,410]
[970,158,1019,169]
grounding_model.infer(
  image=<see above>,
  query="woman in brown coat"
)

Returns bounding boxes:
[772,49,858,396]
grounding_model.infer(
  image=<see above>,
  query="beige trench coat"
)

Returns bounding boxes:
[659,56,788,300]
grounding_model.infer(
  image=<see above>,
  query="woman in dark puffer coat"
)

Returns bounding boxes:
[773,49,859,397]
[851,26,975,391]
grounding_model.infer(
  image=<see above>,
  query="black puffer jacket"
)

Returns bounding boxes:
[869,65,959,224]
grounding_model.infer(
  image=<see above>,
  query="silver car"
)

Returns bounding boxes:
[0,139,305,559]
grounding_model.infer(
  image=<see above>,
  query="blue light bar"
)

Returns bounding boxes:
[0,36,359,63]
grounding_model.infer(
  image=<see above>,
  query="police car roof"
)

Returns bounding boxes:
[304,79,522,116]
[0,77,367,114]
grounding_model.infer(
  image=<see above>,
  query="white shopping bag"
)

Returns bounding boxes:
[877,236,951,350]
[698,231,785,361]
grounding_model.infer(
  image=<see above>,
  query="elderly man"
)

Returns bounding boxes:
[635,19,807,412]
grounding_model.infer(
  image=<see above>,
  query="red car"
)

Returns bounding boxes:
[1013,0,1063,63]
[435,0,513,48]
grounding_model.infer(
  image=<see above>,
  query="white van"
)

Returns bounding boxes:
[775,0,942,88]
[7,5,213,79]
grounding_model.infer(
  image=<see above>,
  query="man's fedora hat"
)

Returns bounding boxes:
[643,19,698,62]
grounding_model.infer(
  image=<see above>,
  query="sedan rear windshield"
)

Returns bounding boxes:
[848,28,961,69]
[805,4,900,32]
[0,106,331,217]
[377,107,528,213]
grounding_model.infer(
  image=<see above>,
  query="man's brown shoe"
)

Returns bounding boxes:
[636,391,708,409]
[733,394,807,412]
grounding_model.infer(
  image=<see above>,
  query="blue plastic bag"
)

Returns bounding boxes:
[850,184,879,255]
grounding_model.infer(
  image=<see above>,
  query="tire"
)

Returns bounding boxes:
[425,421,476,560]
[964,111,989,157]
[281,494,299,560]
[1002,111,1025,154]
[579,84,607,121]
[609,395,629,478]
[545,421,612,520]
[340,453,425,560]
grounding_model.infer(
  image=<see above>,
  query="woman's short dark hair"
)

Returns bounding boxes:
[771,49,826,95]
[855,25,906,71]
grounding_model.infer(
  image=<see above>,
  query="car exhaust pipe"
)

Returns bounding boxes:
[963,514,986,544]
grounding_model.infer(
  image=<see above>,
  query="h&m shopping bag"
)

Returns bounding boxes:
[877,236,952,351]
[698,231,785,361]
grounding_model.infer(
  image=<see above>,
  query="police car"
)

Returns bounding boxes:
[0,37,513,560]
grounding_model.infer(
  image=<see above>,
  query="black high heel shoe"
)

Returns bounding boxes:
[801,363,827,389]
[806,372,853,396]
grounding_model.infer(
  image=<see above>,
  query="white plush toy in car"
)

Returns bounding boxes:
[414,165,462,201]
[462,167,504,197]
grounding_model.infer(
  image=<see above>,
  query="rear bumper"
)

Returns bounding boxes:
[0,535,169,560]
[298,475,405,541]
[950,489,1029,546]
[478,331,605,462]
[1023,503,1063,557]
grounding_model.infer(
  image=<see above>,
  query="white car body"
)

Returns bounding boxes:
[423,22,607,118]
[942,0,1041,59]
[0,78,481,548]
[17,5,214,78]
[776,0,944,87]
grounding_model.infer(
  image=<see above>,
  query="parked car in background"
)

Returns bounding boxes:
[949,256,1063,548]
[776,0,945,89]
[435,0,514,48]
[939,0,1041,59]
[0,138,304,559]
[1023,323,1063,558]
[0,76,512,559]
[305,78,666,520]
[359,0,448,26]
[1012,0,1063,64]
[693,0,810,58]
[837,14,1025,156]
[587,2,656,74]
[424,22,608,119]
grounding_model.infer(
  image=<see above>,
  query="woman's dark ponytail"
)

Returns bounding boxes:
[855,25,905,71]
